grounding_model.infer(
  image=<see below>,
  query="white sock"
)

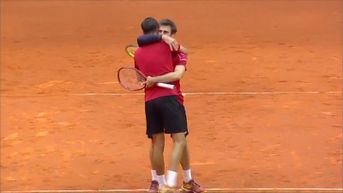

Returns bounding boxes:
[151,170,158,181]
[166,170,178,187]
[183,169,192,183]
[157,174,166,185]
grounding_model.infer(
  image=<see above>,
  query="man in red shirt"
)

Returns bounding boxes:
[134,17,189,193]
[136,19,205,193]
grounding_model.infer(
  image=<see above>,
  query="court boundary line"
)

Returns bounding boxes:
[2,187,343,193]
[70,91,342,96]
[1,90,341,97]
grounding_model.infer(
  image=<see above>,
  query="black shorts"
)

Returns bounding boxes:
[145,95,188,138]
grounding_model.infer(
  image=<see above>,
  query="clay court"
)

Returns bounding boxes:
[1,0,342,192]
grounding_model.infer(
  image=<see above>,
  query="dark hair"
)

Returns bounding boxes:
[159,19,177,34]
[141,17,160,34]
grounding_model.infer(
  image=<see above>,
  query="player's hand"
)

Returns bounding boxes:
[145,76,156,88]
[161,35,179,51]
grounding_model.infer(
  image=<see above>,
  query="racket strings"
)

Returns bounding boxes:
[118,68,146,91]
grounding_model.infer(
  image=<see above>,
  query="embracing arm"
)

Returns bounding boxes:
[137,34,162,47]
[145,65,186,88]
[161,35,188,54]
[137,34,188,54]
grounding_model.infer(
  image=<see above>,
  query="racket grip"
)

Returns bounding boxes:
[157,82,175,89]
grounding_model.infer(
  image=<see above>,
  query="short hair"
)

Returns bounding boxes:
[141,17,160,34]
[159,19,177,34]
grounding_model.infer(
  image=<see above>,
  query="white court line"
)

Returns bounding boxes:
[96,81,118,85]
[0,91,341,97]
[2,188,343,193]
[69,91,342,96]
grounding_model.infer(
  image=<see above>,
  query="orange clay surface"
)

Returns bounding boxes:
[1,0,342,191]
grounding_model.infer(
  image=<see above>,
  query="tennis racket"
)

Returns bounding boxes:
[125,45,138,58]
[117,67,175,91]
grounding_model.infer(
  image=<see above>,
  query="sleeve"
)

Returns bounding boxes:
[177,52,187,65]
[137,34,162,47]
[173,44,187,64]
[174,52,188,66]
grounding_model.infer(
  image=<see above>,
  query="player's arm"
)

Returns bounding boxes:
[137,34,188,54]
[145,65,185,88]
[137,34,162,47]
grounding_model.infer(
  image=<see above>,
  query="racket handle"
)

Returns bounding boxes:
[157,82,175,89]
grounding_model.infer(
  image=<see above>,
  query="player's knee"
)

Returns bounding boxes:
[152,141,165,151]
[173,136,187,147]
[175,140,187,150]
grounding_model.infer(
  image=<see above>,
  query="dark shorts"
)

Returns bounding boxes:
[145,95,188,138]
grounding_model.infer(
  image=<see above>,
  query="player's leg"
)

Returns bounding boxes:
[168,131,187,174]
[180,144,191,177]
[180,149,206,193]
[148,138,165,193]
[151,133,166,182]
[177,105,206,193]
[178,106,191,180]
[149,141,166,192]
[160,132,186,193]
[145,99,166,192]
[157,96,188,192]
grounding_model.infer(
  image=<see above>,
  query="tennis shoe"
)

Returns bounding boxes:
[148,180,159,193]
[181,179,206,193]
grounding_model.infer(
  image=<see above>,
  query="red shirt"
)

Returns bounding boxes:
[134,41,178,102]
[172,52,187,104]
